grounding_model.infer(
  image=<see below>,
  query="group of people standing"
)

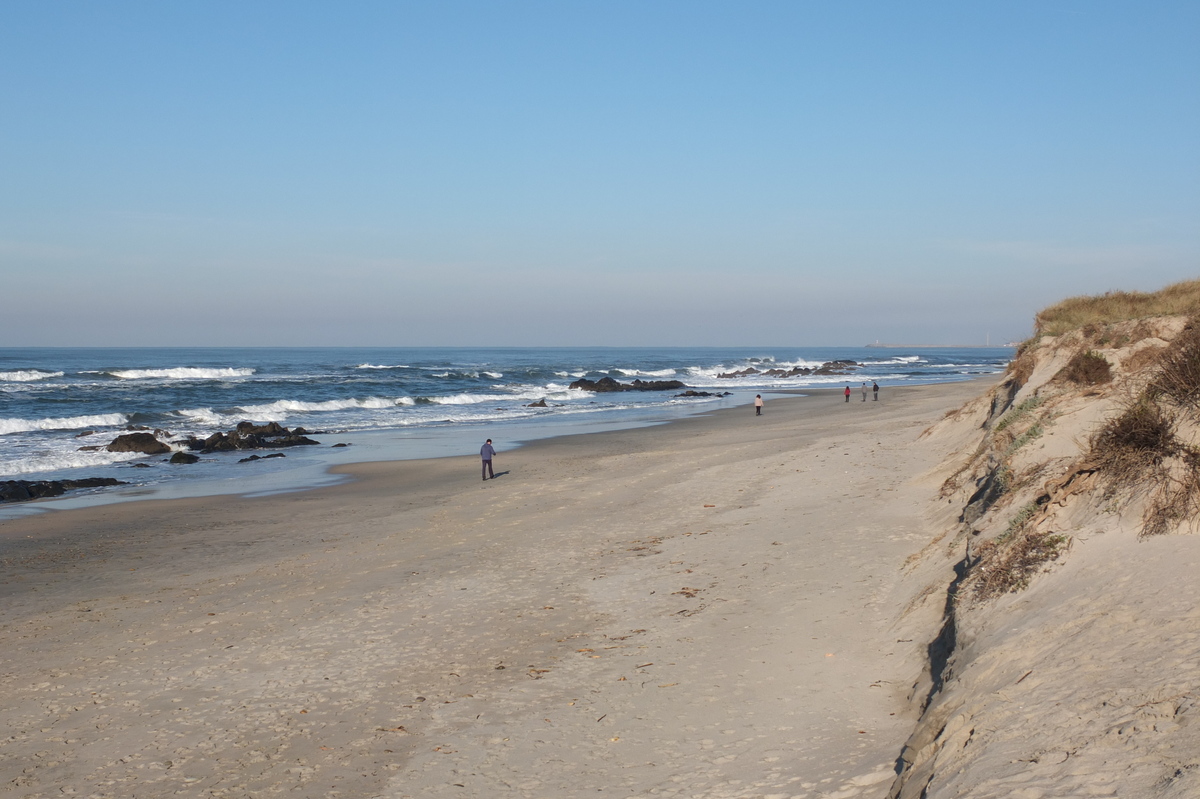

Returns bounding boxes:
[754,381,882,418]
[844,382,879,402]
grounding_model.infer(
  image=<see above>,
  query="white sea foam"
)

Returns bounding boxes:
[176,407,230,427]
[0,370,65,382]
[430,393,522,406]
[483,371,503,379]
[108,367,256,380]
[355,363,411,370]
[0,413,129,436]
[235,397,412,417]
[0,449,143,476]
[615,368,678,378]
[863,356,925,366]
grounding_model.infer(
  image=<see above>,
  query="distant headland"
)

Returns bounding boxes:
[864,341,1019,348]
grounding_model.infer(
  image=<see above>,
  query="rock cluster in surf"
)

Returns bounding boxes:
[0,478,127,504]
[717,360,859,378]
[568,377,687,392]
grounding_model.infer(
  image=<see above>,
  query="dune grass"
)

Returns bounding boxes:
[1035,279,1200,337]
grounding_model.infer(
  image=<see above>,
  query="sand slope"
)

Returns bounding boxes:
[891,319,1200,799]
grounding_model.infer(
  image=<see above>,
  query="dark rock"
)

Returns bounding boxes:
[1,478,126,504]
[170,452,200,464]
[75,430,96,438]
[62,478,126,489]
[528,399,548,407]
[199,423,318,454]
[240,453,286,463]
[77,445,102,452]
[236,421,288,436]
[675,390,731,397]
[132,463,152,468]
[813,360,860,376]
[332,443,350,448]
[718,368,761,378]
[0,482,31,502]
[569,377,687,392]
[107,432,171,455]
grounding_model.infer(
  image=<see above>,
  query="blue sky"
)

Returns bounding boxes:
[1,2,1197,346]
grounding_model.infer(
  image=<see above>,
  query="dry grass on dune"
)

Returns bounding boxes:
[1035,279,1200,337]
[1088,318,1200,536]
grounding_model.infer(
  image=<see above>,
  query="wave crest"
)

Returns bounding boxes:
[108,368,256,380]
[0,413,129,436]
[0,370,65,382]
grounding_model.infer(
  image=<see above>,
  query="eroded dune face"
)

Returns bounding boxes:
[890,314,1200,799]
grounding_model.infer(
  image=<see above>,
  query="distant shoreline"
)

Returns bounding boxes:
[864,343,1018,349]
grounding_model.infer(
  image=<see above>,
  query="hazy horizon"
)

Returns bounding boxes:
[2,2,1197,348]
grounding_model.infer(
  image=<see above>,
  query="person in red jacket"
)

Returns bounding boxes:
[844,386,851,403]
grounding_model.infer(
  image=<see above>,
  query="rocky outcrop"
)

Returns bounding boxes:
[106,432,171,455]
[717,360,859,378]
[239,453,287,463]
[674,390,732,397]
[0,478,127,504]
[169,452,200,464]
[187,422,320,454]
[569,377,687,392]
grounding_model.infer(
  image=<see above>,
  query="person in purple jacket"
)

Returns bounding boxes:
[480,439,496,481]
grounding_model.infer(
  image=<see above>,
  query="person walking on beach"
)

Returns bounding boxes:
[844,386,851,403]
[861,382,868,401]
[872,381,879,401]
[754,394,763,416]
[480,439,495,481]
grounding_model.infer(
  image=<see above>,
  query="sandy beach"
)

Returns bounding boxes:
[2,380,994,799]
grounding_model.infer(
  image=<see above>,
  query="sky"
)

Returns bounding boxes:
[1,1,1197,347]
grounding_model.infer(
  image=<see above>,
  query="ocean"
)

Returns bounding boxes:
[0,346,1012,511]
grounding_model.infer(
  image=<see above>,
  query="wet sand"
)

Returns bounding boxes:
[0,379,994,799]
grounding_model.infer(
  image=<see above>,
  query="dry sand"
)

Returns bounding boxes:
[1,380,994,799]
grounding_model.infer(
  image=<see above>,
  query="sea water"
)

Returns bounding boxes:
[0,346,1012,512]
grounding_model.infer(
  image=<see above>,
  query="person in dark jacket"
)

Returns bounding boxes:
[481,439,496,481]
